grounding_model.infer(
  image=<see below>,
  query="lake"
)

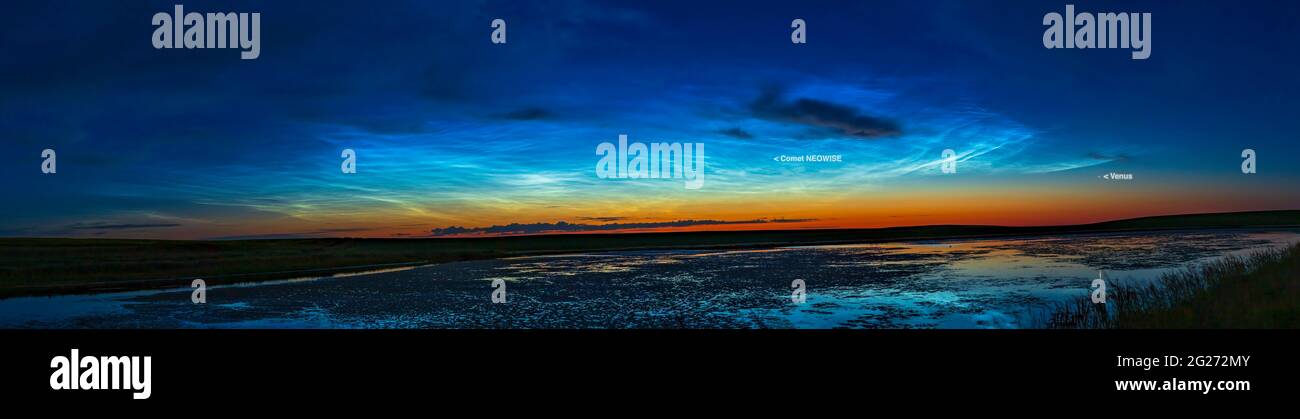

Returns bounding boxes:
[2,229,1296,328]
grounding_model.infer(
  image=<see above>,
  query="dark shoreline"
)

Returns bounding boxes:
[3,210,1298,299]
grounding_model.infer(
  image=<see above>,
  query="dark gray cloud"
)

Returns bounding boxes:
[430,218,817,236]
[576,216,630,222]
[497,107,553,121]
[207,227,372,240]
[750,87,901,138]
[68,222,180,230]
[1086,151,1133,162]
[717,127,754,139]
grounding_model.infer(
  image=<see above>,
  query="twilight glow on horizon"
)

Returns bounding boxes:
[3,0,1299,240]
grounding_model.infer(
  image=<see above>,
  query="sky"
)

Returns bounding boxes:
[2,0,1299,239]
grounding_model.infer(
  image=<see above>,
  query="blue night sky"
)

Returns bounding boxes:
[2,0,1298,239]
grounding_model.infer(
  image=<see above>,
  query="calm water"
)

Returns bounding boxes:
[2,229,1297,329]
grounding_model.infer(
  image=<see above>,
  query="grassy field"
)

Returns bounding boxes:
[1044,242,1300,328]
[2,210,1298,297]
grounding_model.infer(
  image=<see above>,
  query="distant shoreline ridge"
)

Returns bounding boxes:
[2,210,1298,298]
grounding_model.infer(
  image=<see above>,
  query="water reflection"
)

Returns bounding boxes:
[1,230,1296,329]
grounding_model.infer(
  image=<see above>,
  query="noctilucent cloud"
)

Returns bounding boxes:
[3,0,1298,239]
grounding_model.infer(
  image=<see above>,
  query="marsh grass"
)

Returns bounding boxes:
[1042,243,1300,329]
[4,210,1298,298]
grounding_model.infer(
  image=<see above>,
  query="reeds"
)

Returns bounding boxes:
[1041,243,1300,328]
